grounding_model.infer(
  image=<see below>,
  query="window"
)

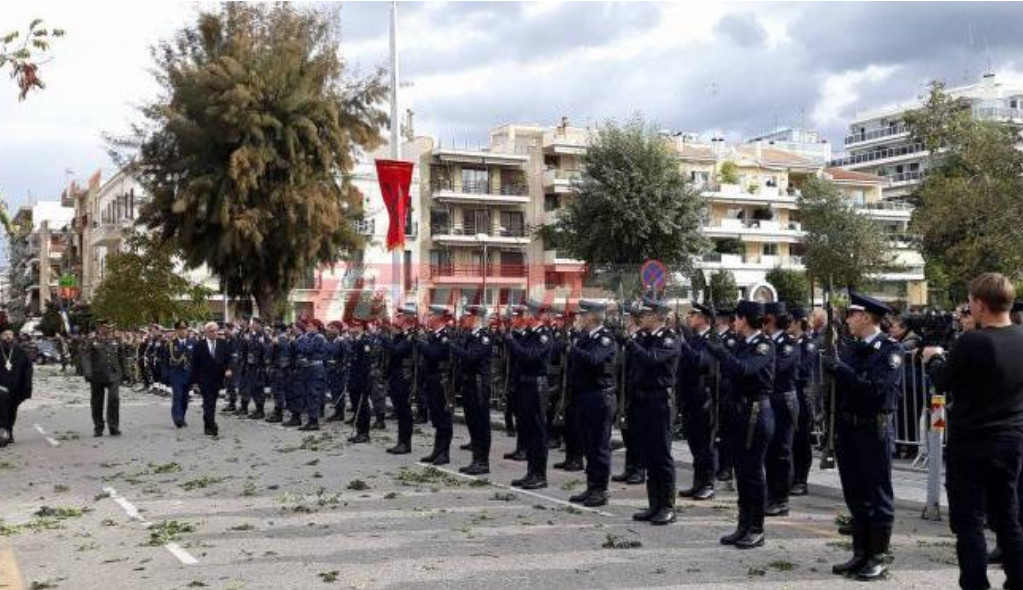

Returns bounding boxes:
[430,209,450,233]
[762,243,779,256]
[544,194,560,212]
[461,168,489,194]
[465,209,491,235]
[500,211,525,236]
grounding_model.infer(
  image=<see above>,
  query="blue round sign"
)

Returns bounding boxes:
[640,259,667,291]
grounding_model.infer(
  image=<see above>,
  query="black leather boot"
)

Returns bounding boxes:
[854,525,891,581]
[832,524,867,575]
[632,483,659,522]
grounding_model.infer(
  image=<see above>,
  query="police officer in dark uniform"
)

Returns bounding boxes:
[296,319,329,431]
[346,318,375,443]
[679,302,719,501]
[790,307,817,496]
[419,305,455,465]
[823,292,902,580]
[706,300,776,549]
[612,301,647,486]
[626,297,682,525]
[714,308,740,487]
[323,322,344,422]
[505,300,555,490]
[283,323,307,426]
[502,305,529,462]
[764,302,801,517]
[552,311,585,472]
[566,299,617,507]
[381,305,417,455]
[267,323,293,423]
[222,323,240,413]
[450,304,493,474]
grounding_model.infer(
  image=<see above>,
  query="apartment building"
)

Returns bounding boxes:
[832,72,1023,201]
[8,201,74,316]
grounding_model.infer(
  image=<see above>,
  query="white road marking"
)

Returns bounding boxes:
[418,463,615,518]
[102,486,198,566]
[33,423,60,447]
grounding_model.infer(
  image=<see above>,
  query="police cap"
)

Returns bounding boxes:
[764,301,788,317]
[691,302,715,317]
[735,300,765,321]
[464,304,488,318]
[790,307,808,320]
[578,299,608,313]
[848,290,893,317]
[428,304,452,317]
[636,297,671,316]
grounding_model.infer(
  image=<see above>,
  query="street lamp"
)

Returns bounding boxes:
[475,232,488,309]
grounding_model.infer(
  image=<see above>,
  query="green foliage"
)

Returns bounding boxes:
[554,115,707,272]
[905,81,1023,287]
[0,19,64,100]
[718,160,739,185]
[798,177,889,289]
[91,229,211,327]
[708,271,739,308]
[766,267,809,306]
[118,4,387,321]
[37,302,63,336]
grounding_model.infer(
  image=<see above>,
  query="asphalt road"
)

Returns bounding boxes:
[0,366,997,589]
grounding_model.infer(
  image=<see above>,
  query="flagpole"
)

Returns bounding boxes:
[389,0,403,312]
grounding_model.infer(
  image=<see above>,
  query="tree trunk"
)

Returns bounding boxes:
[254,284,280,324]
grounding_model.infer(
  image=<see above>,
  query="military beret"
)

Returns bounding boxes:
[464,304,489,318]
[764,302,788,317]
[578,299,608,313]
[691,302,715,317]
[735,300,765,321]
[848,290,892,316]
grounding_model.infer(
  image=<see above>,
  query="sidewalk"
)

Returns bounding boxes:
[459,408,947,514]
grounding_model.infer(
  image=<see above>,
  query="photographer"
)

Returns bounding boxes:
[923,273,1023,590]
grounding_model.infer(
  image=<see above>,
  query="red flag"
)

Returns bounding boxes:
[375,159,414,251]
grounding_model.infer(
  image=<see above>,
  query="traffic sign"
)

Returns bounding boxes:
[640,259,667,291]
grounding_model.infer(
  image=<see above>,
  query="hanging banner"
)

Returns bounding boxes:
[375,159,414,251]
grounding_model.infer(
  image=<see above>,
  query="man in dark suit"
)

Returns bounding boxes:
[192,321,231,436]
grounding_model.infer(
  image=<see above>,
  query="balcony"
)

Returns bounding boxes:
[854,200,913,220]
[542,129,590,155]
[701,219,805,242]
[973,106,1023,123]
[90,218,132,247]
[430,225,531,246]
[543,249,586,269]
[428,263,528,284]
[698,252,805,271]
[830,143,927,168]
[844,124,910,147]
[542,169,582,194]
[701,183,798,208]
[886,171,925,186]
[430,179,530,205]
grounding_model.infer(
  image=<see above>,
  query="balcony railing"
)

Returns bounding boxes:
[430,179,528,197]
[829,142,926,167]
[973,106,1023,121]
[429,264,527,279]
[704,219,803,232]
[886,171,926,184]
[844,124,909,146]
[700,253,804,267]
[432,225,529,238]
[854,200,914,211]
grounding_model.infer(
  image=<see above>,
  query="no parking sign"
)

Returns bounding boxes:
[640,259,667,293]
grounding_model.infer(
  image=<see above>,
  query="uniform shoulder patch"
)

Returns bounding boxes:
[806,342,817,352]
[363,345,370,352]
[726,338,737,348]
[600,336,612,347]
[889,352,903,369]
[480,336,490,346]
[782,344,794,355]
[540,334,549,344]
[755,342,771,355]
[663,337,675,347]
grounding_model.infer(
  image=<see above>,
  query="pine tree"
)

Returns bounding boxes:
[117,4,387,321]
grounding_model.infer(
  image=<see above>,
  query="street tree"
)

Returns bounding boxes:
[92,230,211,327]
[904,81,1023,291]
[0,19,64,100]
[707,270,738,309]
[766,267,809,306]
[798,176,889,290]
[553,116,707,293]
[118,3,387,321]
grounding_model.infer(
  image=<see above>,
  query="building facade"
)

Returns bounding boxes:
[831,73,1023,201]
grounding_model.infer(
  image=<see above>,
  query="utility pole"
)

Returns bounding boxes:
[389,0,404,312]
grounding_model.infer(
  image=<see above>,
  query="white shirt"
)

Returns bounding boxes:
[208,339,216,356]
[862,329,883,346]
[745,330,763,345]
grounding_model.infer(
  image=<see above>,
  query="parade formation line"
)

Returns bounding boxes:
[31,424,59,448]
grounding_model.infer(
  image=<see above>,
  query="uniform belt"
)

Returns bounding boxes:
[838,411,892,428]
[297,360,323,367]
[326,360,338,366]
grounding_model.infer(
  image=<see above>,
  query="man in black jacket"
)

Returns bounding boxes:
[924,273,1023,590]
[0,328,33,446]
[192,321,231,437]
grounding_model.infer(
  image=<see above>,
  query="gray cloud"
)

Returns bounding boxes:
[715,12,768,48]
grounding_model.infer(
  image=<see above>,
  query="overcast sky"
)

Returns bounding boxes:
[3,1,1023,211]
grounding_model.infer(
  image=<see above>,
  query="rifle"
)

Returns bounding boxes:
[552,327,570,427]
[819,279,838,470]
[444,323,457,413]
[613,306,629,431]
[704,277,722,447]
